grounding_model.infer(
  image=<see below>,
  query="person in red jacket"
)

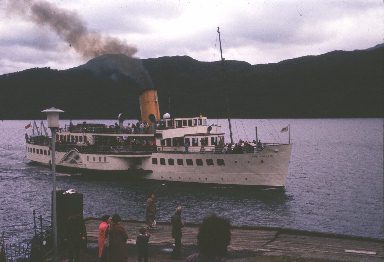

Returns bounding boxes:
[98,215,111,261]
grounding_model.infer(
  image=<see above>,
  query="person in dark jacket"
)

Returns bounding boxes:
[66,213,87,262]
[186,214,231,262]
[108,214,128,262]
[136,227,150,262]
[146,193,156,228]
[171,205,184,259]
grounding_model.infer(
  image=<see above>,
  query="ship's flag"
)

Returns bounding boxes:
[25,122,32,129]
[281,126,289,132]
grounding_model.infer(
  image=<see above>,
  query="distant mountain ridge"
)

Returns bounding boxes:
[0,45,382,119]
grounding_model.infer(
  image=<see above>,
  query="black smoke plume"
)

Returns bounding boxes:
[7,0,137,58]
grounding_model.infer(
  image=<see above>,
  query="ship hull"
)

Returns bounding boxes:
[26,143,292,187]
[144,144,291,186]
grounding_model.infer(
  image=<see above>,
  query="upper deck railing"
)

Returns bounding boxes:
[62,123,154,135]
[57,144,157,154]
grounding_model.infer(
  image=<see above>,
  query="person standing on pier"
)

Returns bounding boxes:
[108,214,128,262]
[171,205,184,259]
[66,213,87,262]
[186,214,231,262]
[136,227,150,262]
[98,215,111,261]
[146,192,156,228]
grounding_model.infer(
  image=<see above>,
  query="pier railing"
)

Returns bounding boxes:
[0,210,52,262]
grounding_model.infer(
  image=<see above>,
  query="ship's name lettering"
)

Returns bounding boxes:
[252,154,273,158]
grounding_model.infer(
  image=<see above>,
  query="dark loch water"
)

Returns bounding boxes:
[0,119,383,244]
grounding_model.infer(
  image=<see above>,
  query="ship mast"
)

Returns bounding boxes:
[217,27,234,144]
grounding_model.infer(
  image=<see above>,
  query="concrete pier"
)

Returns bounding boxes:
[83,218,384,262]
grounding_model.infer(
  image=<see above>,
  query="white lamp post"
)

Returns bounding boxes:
[42,107,64,261]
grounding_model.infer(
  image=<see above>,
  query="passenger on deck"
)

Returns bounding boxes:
[243,141,254,153]
[69,120,74,132]
[257,140,263,150]
[232,143,243,154]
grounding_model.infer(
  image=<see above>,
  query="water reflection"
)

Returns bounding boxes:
[54,174,292,228]
[66,174,289,204]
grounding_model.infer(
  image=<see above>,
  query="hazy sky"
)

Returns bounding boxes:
[0,0,383,74]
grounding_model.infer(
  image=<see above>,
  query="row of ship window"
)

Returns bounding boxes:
[28,147,107,163]
[27,147,50,156]
[57,134,87,143]
[152,158,225,166]
[86,156,107,162]
[160,136,224,147]
[164,118,207,128]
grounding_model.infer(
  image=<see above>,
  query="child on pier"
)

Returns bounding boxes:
[136,227,150,262]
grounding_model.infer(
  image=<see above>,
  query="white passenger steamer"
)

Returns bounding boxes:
[25,88,292,187]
